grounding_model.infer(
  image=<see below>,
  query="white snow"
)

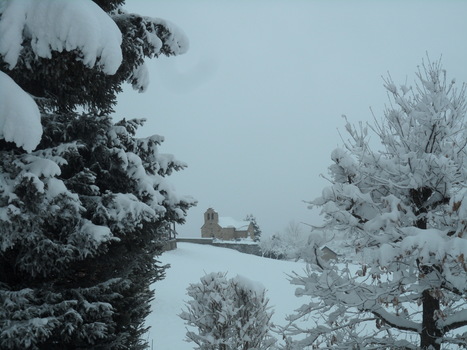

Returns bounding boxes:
[43,178,68,199]
[21,155,61,178]
[400,227,448,261]
[233,274,266,295]
[0,0,122,74]
[143,16,189,56]
[80,220,114,246]
[129,63,150,92]
[145,242,306,349]
[106,192,156,223]
[214,237,257,245]
[218,217,251,230]
[377,227,467,269]
[0,71,41,152]
[439,309,467,330]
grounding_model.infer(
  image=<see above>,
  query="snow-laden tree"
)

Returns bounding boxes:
[0,0,188,113]
[284,61,467,349]
[0,0,195,349]
[245,214,262,241]
[180,272,276,350]
[260,221,309,260]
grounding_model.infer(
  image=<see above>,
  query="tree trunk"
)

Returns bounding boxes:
[420,289,442,350]
[415,208,442,350]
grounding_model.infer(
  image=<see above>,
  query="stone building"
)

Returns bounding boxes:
[201,208,254,241]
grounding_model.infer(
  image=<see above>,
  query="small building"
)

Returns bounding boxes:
[201,208,254,241]
[321,246,338,261]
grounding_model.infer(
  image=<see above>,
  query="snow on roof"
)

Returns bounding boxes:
[218,217,250,230]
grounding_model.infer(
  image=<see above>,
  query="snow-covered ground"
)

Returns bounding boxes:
[145,242,307,349]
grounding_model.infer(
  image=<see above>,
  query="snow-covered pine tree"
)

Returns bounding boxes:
[0,1,195,349]
[180,272,276,350]
[285,60,467,349]
[245,214,262,241]
[1,0,188,113]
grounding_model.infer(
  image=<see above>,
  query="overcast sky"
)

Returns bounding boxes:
[115,0,467,238]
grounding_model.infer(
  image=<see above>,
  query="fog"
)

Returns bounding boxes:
[115,0,467,237]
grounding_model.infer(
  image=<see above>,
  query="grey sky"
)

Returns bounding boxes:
[115,0,467,238]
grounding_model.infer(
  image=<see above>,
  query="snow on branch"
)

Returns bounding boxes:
[371,306,421,333]
[439,309,467,333]
[113,14,189,57]
[0,0,123,74]
[0,71,41,152]
[112,12,189,92]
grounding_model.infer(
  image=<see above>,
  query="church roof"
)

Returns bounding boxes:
[218,217,250,230]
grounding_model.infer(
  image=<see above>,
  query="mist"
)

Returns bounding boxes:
[115,0,467,237]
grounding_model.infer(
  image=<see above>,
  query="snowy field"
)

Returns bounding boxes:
[145,242,307,349]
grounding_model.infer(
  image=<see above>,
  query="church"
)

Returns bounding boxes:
[201,208,254,241]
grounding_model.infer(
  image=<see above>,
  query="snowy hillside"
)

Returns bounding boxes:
[146,242,307,349]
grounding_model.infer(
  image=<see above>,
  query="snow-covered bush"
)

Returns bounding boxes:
[180,272,276,350]
[285,60,467,349]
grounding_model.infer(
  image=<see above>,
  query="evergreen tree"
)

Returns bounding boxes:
[285,61,467,349]
[0,1,195,349]
[245,214,262,241]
